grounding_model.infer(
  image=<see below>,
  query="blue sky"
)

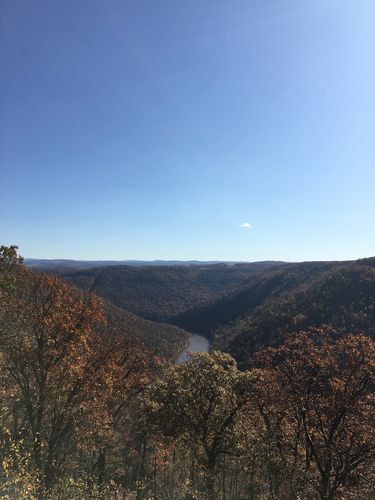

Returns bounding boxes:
[1,0,374,261]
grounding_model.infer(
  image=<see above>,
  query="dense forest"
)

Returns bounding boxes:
[172,261,341,335]
[1,246,375,499]
[167,259,375,367]
[55,261,283,322]
[220,261,375,366]
[53,258,375,371]
[105,302,189,361]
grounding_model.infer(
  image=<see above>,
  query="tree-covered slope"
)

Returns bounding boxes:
[212,261,375,367]
[105,301,189,361]
[1,254,190,362]
[172,261,340,334]
[59,262,284,322]
[38,255,375,367]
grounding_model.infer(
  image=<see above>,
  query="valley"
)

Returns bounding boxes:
[2,247,375,498]
[28,256,375,365]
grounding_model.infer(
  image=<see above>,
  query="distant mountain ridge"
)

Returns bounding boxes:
[25,258,284,272]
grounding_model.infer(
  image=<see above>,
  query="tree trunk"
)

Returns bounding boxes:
[206,456,216,500]
[97,448,107,484]
[206,472,215,500]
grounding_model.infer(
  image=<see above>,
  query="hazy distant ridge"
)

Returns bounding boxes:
[25,258,284,271]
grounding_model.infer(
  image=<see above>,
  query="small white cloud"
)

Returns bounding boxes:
[240,222,251,229]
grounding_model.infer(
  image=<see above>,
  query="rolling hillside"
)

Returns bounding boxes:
[30,256,375,367]
[58,261,285,322]
[172,258,375,367]
[105,301,190,361]
[172,261,340,334]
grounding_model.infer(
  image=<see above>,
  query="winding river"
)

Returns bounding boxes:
[176,333,210,364]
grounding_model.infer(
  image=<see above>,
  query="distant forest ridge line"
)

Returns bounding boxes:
[25,256,375,272]
[25,258,286,271]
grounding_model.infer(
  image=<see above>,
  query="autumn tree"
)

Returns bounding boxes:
[142,351,259,499]
[89,333,159,488]
[0,246,164,497]
[256,326,375,500]
[0,248,109,494]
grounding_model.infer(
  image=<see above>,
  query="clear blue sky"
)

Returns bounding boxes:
[1,0,374,261]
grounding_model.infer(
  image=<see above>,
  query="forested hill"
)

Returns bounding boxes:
[105,301,189,360]
[4,254,190,361]
[171,258,375,368]
[172,260,341,334]
[30,256,375,368]
[58,262,284,322]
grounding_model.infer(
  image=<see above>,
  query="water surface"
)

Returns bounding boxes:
[176,334,210,364]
